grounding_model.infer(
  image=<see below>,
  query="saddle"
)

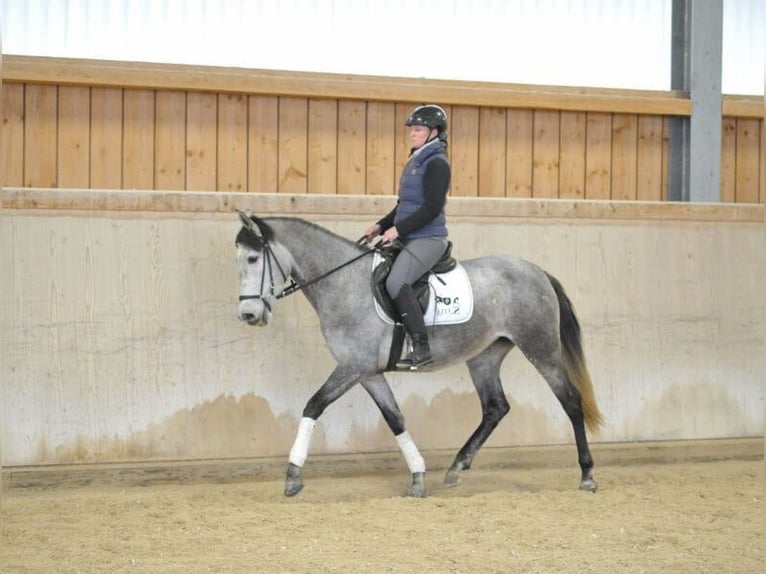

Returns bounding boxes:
[371,241,457,321]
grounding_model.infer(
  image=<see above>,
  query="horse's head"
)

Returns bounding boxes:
[234,209,290,327]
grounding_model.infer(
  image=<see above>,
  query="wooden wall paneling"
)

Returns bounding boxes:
[4,60,759,206]
[735,118,761,203]
[307,98,337,194]
[636,115,664,201]
[720,117,737,203]
[217,93,248,192]
[90,88,123,189]
[277,96,309,194]
[57,86,90,188]
[477,107,507,197]
[154,91,186,191]
[122,89,155,190]
[24,84,57,187]
[610,113,638,200]
[2,83,24,186]
[365,101,396,196]
[450,105,479,197]
[559,111,586,199]
[6,55,699,117]
[585,112,612,199]
[336,100,365,195]
[248,95,278,193]
[531,110,560,198]
[185,92,217,191]
[505,109,533,198]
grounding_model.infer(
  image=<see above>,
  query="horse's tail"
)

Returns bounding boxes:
[545,272,604,434]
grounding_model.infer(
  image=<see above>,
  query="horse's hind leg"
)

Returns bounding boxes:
[445,339,513,487]
[362,374,426,498]
[534,358,597,492]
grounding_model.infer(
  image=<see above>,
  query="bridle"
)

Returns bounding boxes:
[238,231,376,309]
[238,239,291,311]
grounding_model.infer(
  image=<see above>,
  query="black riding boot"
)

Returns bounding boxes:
[393,284,433,370]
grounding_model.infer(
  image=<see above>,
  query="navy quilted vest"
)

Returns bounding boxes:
[394,140,449,239]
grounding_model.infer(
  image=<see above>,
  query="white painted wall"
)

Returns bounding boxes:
[0,0,763,94]
[1,193,763,466]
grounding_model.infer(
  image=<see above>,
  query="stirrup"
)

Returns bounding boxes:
[396,352,433,370]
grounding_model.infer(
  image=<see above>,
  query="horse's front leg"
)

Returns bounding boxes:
[284,365,365,497]
[362,374,426,498]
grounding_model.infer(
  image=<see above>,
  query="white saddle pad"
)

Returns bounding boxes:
[373,253,474,326]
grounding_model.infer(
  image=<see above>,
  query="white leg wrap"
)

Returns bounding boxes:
[288,417,316,467]
[396,431,426,474]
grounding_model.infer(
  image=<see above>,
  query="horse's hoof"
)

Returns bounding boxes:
[444,470,462,487]
[406,472,426,498]
[284,463,304,497]
[284,481,303,497]
[579,478,598,493]
[407,485,426,498]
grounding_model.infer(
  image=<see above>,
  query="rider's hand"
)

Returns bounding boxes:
[381,226,399,245]
[363,224,382,243]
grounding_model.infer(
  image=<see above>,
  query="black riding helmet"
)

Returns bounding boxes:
[405,104,448,142]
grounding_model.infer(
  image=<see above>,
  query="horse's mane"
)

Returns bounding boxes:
[236,215,363,252]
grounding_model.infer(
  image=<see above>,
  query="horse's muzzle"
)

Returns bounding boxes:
[239,312,265,326]
[238,298,272,326]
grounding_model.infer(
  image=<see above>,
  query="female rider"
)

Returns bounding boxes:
[364,104,451,369]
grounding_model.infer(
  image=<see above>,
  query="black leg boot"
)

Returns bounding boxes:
[393,284,433,370]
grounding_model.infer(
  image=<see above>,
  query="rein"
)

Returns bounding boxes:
[239,239,378,304]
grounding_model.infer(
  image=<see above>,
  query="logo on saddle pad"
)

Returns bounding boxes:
[372,253,474,326]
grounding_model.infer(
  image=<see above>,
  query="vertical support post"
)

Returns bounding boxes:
[668,0,690,201]
[0,25,4,503]
[688,0,723,202]
[668,0,723,202]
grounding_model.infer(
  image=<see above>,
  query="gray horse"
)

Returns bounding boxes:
[235,211,603,498]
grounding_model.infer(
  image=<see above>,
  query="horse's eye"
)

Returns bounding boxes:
[247,255,258,264]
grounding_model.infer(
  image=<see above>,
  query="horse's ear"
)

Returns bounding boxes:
[235,208,256,231]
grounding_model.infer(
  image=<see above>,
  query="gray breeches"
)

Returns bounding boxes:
[386,236,449,299]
